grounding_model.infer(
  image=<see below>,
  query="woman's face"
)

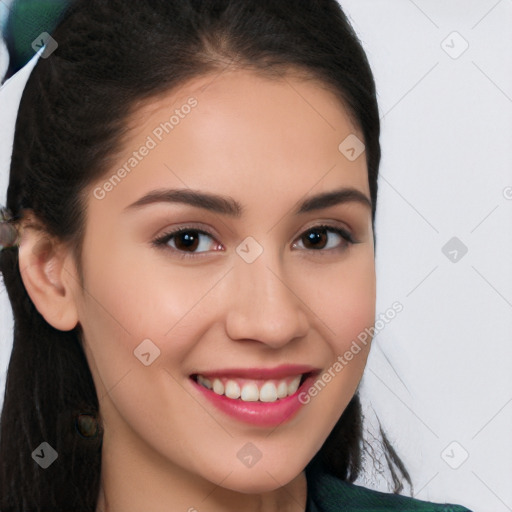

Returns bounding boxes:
[71,69,375,494]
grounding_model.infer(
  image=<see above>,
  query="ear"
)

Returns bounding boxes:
[18,216,80,332]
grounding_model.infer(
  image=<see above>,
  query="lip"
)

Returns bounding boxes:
[189,365,321,428]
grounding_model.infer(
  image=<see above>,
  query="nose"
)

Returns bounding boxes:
[224,250,309,349]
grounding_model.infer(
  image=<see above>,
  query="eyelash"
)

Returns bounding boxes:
[151,224,356,260]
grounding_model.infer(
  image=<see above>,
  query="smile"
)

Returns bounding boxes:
[193,374,305,402]
[189,365,320,427]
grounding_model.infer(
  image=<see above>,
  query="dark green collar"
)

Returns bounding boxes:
[305,453,472,512]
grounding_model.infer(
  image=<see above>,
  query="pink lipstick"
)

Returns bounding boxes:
[189,364,320,428]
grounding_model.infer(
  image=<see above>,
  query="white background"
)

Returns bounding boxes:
[1,2,511,511]
[340,2,512,512]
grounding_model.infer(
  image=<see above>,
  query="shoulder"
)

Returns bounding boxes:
[305,456,473,512]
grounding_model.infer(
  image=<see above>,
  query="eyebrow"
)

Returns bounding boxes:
[123,186,372,216]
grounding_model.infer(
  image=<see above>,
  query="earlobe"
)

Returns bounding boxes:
[18,225,80,332]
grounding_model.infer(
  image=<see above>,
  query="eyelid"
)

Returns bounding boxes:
[299,219,353,237]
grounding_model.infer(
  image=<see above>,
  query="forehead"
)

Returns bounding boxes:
[88,68,369,216]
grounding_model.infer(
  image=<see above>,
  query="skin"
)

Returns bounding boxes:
[18,68,376,512]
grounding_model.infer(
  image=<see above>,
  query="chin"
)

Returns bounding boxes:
[217,463,302,494]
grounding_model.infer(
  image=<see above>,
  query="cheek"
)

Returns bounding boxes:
[75,244,228,409]
[75,254,212,446]
[334,262,376,355]
[78,242,213,343]
[297,249,375,416]
[306,248,376,351]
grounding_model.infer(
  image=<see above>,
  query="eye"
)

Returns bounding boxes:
[151,224,356,259]
[292,224,355,252]
[152,226,221,258]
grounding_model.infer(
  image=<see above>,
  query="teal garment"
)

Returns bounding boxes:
[305,454,473,512]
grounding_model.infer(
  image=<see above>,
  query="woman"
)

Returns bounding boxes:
[0,1,473,510]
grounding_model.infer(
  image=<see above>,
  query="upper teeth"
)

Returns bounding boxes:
[196,375,302,402]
